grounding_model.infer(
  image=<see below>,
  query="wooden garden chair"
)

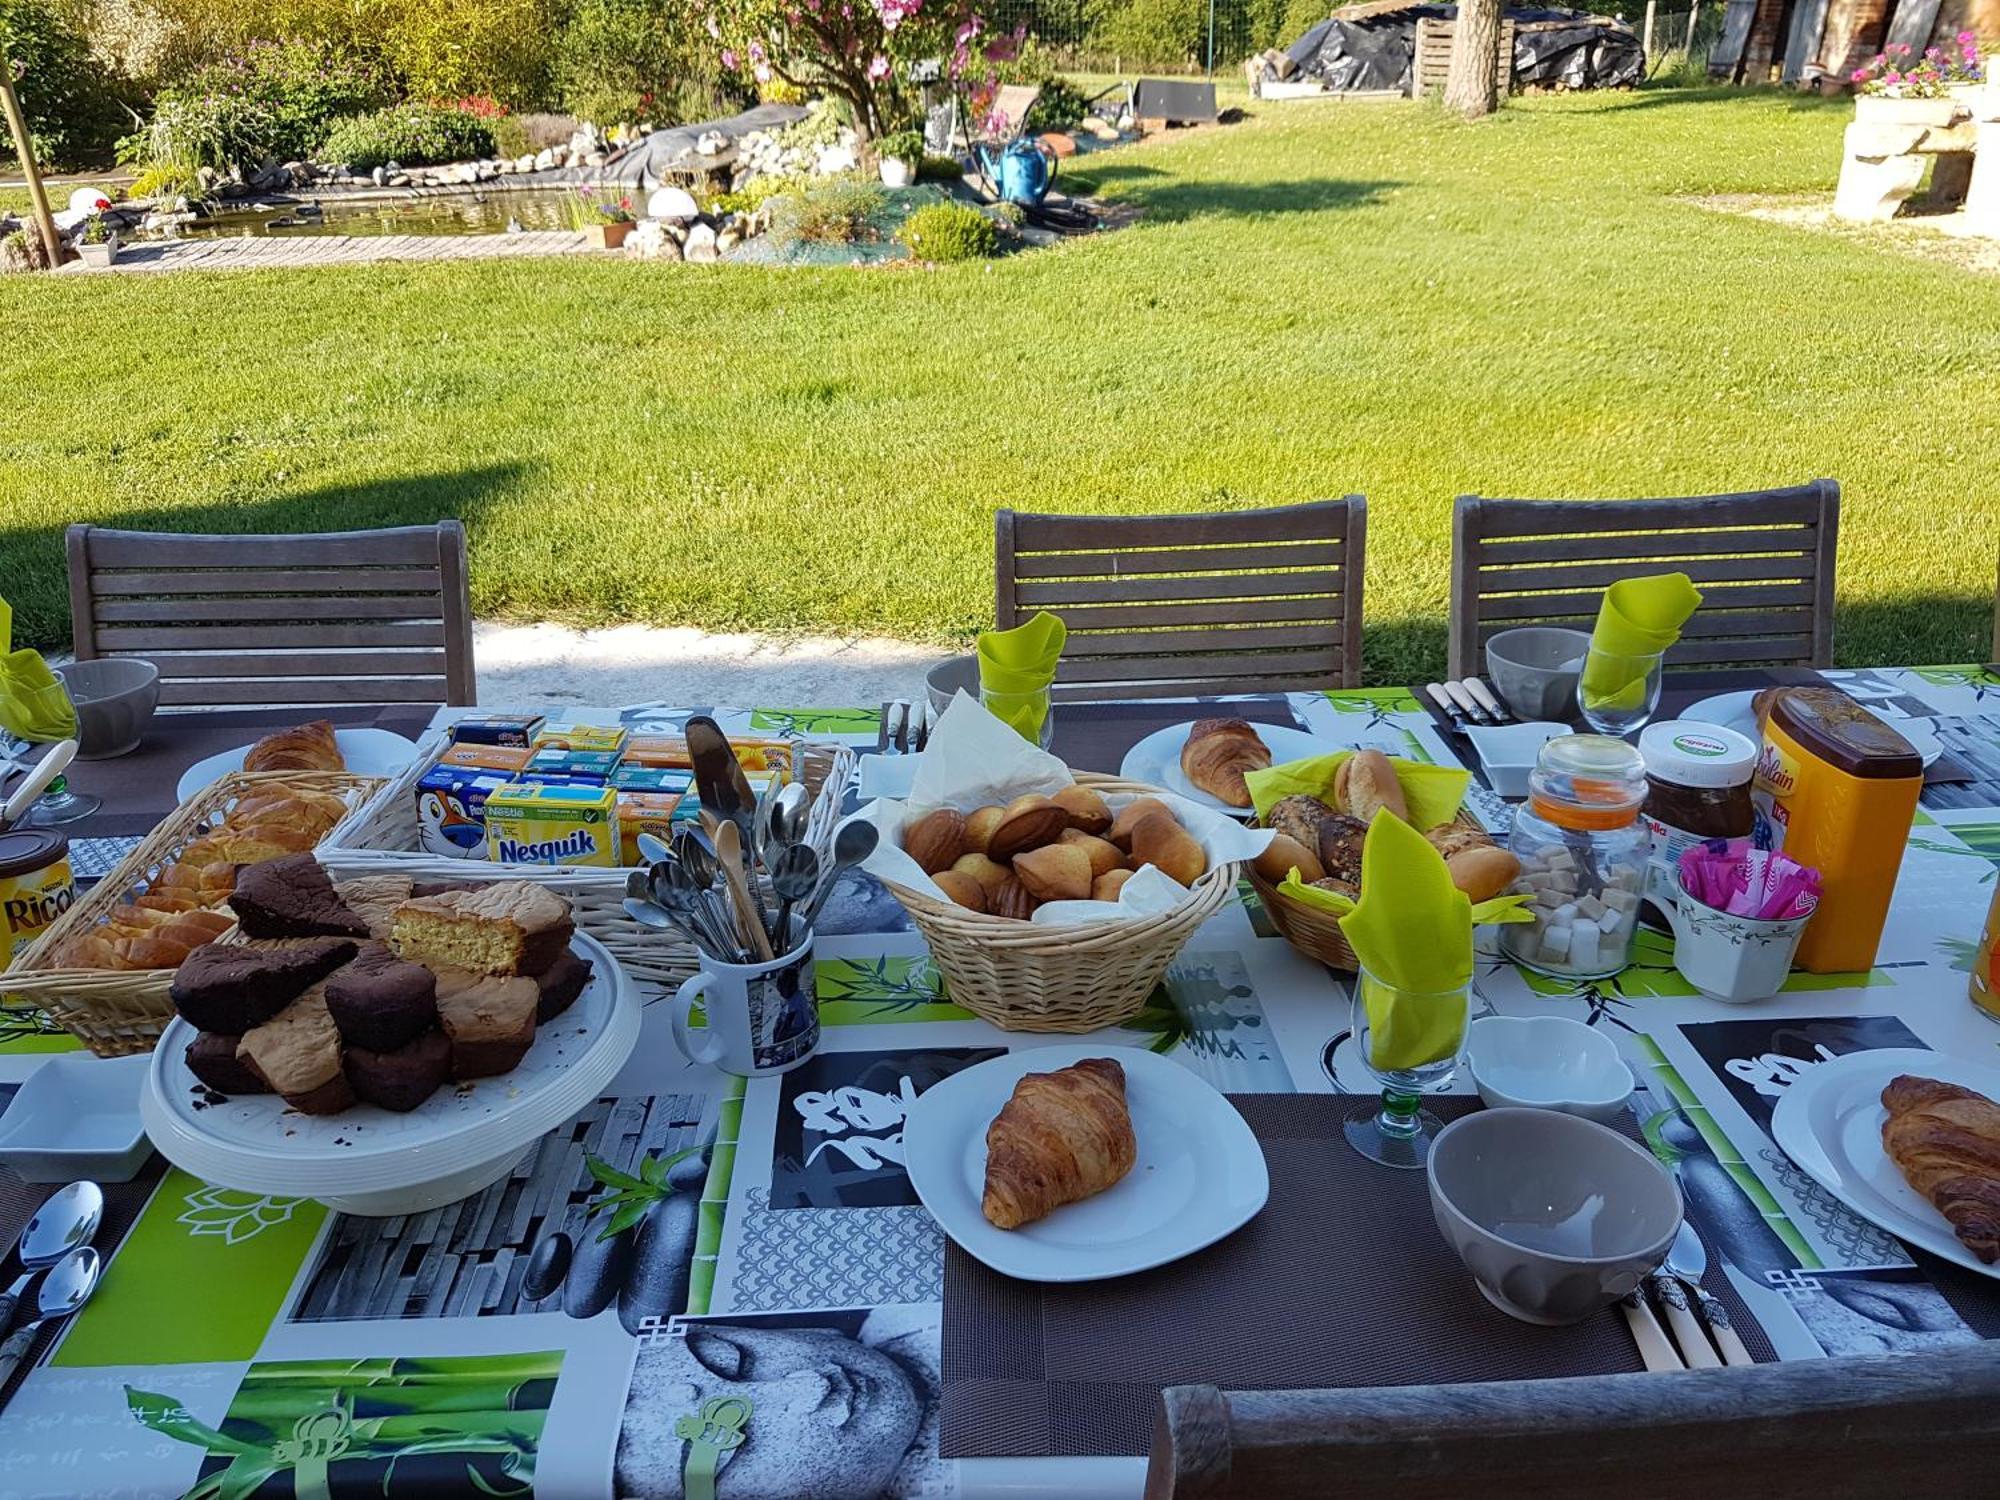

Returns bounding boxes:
[65,521,476,709]
[1447,481,1841,681]
[1145,1341,2000,1498]
[993,499,1366,700]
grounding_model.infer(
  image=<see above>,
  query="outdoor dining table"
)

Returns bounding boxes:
[0,662,1997,1498]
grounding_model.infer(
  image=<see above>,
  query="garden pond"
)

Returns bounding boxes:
[172,187,593,239]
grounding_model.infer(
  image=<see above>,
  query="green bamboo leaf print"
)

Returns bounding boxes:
[749,707,880,734]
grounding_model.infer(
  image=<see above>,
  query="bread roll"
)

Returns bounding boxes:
[1108,797,1175,851]
[1014,843,1094,902]
[1424,823,1491,861]
[1446,845,1521,903]
[1267,794,1334,852]
[1253,833,1324,885]
[1129,813,1207,885]
[963,805,1005,855]
[1315,813,1369,887]
[1336,750,1408,825]
[1092,869,1135,902]
[1058,829,1124,879]
[1052,784,1114,836]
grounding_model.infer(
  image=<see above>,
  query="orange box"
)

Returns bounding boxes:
[616,790,698,865]
[437,743,535,774]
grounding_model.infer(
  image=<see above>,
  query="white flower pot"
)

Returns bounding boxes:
[879,158,914,188]
[1854,94,1962,127]
[77,234,120,269]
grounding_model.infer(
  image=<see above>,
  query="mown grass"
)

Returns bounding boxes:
[2,87,1996,682]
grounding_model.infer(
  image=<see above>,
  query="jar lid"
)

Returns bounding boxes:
[1767,687,1923,780]
[0,828,69,879]
[1528,734,1647,831]
[1639,721,1759,788]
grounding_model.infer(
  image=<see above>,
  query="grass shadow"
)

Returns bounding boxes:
[1622,83,1853,114]
[2,462,533,650]
[1083,169,1404,223]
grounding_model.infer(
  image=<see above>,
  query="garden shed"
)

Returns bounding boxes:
[1710,0,1996,85]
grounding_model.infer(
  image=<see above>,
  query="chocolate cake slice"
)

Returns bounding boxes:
[433,967,539,1079]
[184,1031,270,1095]
[532,949,592,1022]
[229,854,369,940]
[169,938,357,1034]
[345,1029,451,1112]
[237,986,352,1115]
[325,942,438,1052]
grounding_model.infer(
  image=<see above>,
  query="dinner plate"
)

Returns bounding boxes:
[175,727,420,804]
[140,931,640,1215]
[1770,1046,2000,1281]
[1120,721,1377,816]
[1682,691,1941,768]
[903,1043,1268,1282]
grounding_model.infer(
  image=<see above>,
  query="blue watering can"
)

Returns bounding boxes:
[979,138,1058,207]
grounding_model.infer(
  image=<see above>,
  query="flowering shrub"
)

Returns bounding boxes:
[319,103,498,169]
[895,198,996,260]
[1851,34,1983,99]
[697,0,1016,138]
[768,178,887,244]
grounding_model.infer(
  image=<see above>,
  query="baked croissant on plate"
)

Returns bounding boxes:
[1881,1074,2000,1263]
[982,1057,1138,1229]
[244,719,345,774]
[1180,718,1271,808]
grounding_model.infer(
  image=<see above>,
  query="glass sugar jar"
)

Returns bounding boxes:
[1500,735,1650,981]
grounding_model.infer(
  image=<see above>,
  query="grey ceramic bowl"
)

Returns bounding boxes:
[1485,627,1591,722]
[924,654,978,722]
[1427,1108,1682,1325]
[54,658,159,759]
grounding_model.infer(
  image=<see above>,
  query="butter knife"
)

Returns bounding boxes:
[685,716,756,838]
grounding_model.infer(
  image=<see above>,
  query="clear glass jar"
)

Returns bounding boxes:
[1500,735,1650,981]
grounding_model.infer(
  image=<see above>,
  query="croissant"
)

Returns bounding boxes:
[1882,1075,2000,1263]
[243,719,344,773]
[1180,718,1271,808]
[981,1057,1137,1229]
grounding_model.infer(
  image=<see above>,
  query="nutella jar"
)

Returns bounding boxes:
[1639,721,1757,904]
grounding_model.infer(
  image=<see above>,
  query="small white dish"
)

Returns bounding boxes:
[1683,691,1942,769]
[1464,722,1571,798]
[903,1043,1268,1283]
[1772,1047,2000,1282]
[0,1054,153,1183]
[856,752,921,802]
[1466,1016,1634,1125]
[1119,721,1386,817]
[175,726,419,804]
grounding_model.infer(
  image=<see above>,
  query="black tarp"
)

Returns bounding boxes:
[1270,5,1644,93]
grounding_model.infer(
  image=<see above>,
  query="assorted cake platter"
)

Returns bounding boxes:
[140,931,641,1214]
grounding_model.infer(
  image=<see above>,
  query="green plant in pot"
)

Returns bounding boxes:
[876,129,924,187]
[564,185,641,249]
[77,215,120,269]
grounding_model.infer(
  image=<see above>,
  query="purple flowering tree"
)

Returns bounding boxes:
[696,0,1014,140]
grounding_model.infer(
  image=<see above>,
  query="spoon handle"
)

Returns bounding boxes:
[0,1288,19,1338]
[712,823,774,963]
[0,1319,41,1388]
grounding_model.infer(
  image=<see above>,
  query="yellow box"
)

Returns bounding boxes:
[621,734,794,776]
[532,724,628,754]
[438,743,535,774]
[484,781,622,867]
[616,790,697,864]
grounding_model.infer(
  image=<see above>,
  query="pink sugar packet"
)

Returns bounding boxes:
[1679,838,1820,920]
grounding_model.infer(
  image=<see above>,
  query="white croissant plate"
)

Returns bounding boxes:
[1119,721,1365,818]
[904,1043,1268,1283]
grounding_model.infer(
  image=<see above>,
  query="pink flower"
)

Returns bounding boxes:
[868,53,891,78]
[722,46,739,67]
[1884,69,1902,83]
[1959,30,1976,43]
[748,39,765,59]
[1851,66,1869,80]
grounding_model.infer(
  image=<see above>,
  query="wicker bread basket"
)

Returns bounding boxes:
[1246,809,1484,973]
[2,771,385,1057]
[880,774,1236,1033]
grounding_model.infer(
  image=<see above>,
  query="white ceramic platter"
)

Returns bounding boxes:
[1119,721,1381,817]
[140,931,640,1215]
[903,1043,1268,1283]
[1682,691,1941,768]
[1770,1046,2000,1282]
[175,726,420,804]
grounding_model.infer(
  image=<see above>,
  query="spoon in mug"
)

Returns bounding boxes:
[768,844,820,950]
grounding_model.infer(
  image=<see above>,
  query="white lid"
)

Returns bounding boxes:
[1639,720,1758,787]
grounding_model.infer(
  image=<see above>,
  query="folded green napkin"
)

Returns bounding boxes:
[1580,572,1702,709]
[1337,812,1479,1072]
[978,611,1066,740]
[1243,751,1469,832]
[0,597,76,743]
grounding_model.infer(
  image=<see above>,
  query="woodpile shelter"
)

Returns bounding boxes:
[1711,0,1998,86]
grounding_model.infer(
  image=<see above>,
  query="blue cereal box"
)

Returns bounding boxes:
[449,713,545,748]
[525,747,621,780]
[485,782,622,867]
[415,766,512,859]
[608,765,695,794]
[531,723,628,754]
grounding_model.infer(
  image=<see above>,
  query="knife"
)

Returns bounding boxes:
[684,716,756,840]
[1425,683,1471,735]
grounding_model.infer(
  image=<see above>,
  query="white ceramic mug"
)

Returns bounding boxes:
[1664,877,1816,1004]
[670,926,819,1077]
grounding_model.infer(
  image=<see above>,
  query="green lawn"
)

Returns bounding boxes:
[3,87,1996,682]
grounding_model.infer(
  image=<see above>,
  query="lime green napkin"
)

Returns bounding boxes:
[977,610,1066,740]
[1580,572,1702,710]
[1243,751,1469,833]
[1337,813,1482,1072]
[0,597,76,743]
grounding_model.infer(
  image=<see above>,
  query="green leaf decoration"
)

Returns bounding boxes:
[640,1156,667,1188]
[598,1197,653,1243]
[585,1155,644,1192]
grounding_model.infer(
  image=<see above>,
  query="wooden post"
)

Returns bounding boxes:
[1643,0,1657,57]
[0,37,63,269]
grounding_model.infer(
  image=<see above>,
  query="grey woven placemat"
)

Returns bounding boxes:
[941,1094,1776,1459]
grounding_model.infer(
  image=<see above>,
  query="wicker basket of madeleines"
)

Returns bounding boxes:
[1243,750,1518,973]
[879,774,1236,1033]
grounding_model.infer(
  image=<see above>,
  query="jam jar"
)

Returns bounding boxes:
[1500,735,1650,981]
[1638,720,1758,903]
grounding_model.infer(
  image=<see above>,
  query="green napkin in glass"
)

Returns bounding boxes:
[0,597,76,743]
[1580,572,1702,710]
[1243,751,1469,832]
[977,611,1066,740]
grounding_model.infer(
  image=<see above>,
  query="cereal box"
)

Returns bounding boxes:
[449,713,544,748]
[531,723,628,754]
[615,790,698,864]
[485,782,621,867]
[621,735,795,775]
[415,766,513,859]
[438,743,535,774]
[608,765,695,794]
[525,747,620,780]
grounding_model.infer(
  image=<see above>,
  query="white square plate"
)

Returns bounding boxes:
[903,1043,1268,1282]
[0,1053,152,1183]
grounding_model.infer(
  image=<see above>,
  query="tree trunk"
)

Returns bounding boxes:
[1443,0,1501,118]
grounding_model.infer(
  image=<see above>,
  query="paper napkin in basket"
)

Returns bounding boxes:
[1243,751,1469,832]
[0,597,77,743]
[1580,573,1702,710]
[977,611,1066,739]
